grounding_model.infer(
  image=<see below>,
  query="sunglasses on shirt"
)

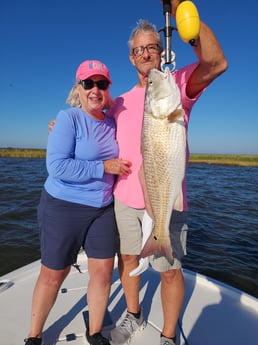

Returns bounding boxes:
[80,79,110,91]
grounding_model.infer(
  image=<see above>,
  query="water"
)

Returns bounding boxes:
[0,158,257,298]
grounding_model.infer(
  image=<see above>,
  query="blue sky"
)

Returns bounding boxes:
[1,0,257,154]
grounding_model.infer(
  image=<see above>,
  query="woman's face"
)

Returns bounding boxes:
[78,75,110,115]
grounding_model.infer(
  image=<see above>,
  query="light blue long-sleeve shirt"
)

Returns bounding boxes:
[44,107,118,207]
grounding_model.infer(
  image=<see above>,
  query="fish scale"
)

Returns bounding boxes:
[140,67,186,264]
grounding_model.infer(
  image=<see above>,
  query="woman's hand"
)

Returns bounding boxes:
[103,159,132,176]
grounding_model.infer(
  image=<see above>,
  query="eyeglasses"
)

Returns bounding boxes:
[80,79,110,91]
[131,44,161,57]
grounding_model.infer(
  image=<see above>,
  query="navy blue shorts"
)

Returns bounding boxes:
[37,189,117,269]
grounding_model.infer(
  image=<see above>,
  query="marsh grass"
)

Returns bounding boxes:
[190,154,258,167]
[0,148,46,159]
[0,148,258,166]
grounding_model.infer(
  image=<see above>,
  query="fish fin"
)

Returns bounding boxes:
[140,231,174,265]
[174,188,184,211]
[142,211,154,246]
[167,109,184,123]
[129,212,153,277]
[129,257,150,277]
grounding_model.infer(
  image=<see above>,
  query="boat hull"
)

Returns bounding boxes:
[0,251,257,345]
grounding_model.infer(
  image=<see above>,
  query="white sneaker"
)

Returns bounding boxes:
[160,335,176,345]
[110,309,146,345]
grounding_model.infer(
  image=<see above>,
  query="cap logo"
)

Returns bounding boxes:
[76,59,111,83]
[88,61,106,72]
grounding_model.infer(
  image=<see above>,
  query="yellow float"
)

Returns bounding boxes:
[176,1,200,45]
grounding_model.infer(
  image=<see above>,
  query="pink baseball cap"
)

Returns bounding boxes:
[76,60,112,84]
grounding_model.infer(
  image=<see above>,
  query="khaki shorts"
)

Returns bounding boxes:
[114,198,188,272]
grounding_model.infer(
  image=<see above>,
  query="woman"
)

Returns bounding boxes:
[24,60,131,345]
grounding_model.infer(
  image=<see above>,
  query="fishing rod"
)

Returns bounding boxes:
[161,0,175,65]
[160,1,200,67]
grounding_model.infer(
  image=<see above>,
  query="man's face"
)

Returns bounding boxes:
[129,31,162,78]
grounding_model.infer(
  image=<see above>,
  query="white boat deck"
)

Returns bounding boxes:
[0,251,257,345]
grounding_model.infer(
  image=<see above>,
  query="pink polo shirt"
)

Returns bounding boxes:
[111,62,203,210]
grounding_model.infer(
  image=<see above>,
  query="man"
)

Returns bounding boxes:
[109,1,227,345]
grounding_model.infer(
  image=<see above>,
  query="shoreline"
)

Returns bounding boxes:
[0,148,258,167]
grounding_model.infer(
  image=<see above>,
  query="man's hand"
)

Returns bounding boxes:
[48,119,56,134]
[161,0,181,17]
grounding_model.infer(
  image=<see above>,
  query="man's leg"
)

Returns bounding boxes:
[118,254,141,313]
[151,210,188,345]
[110,200,146,345]
[160,268,185,338]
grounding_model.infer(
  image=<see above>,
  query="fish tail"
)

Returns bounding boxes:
[139,231,174,265]
[160,242,174,265]
[140,233,160,259]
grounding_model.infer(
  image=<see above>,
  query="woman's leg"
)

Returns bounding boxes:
[87,257,114,335]
[27,264,71,338]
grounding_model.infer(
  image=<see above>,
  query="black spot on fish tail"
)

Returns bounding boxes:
[140,234,158,258]
[140,231,174,265]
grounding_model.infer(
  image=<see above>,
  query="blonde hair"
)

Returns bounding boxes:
[66,82,114,109]
[66,82,81,107]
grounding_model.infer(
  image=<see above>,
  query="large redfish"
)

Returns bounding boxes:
[139,67,186,265]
